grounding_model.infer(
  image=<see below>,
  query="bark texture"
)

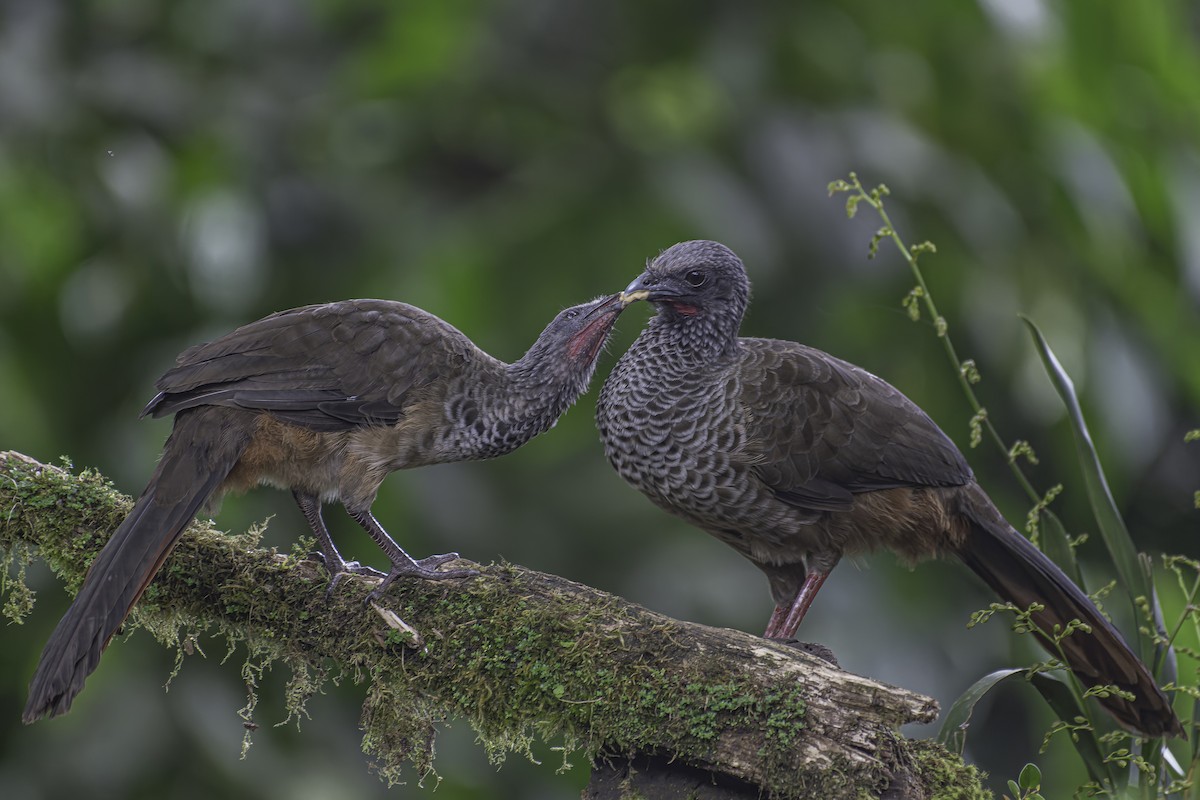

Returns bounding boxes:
[0,451,986,799]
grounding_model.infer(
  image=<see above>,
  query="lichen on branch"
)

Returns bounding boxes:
[0,451,980,800]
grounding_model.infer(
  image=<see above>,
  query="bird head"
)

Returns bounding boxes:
[619,240,750,348]
[508,292,625,415]
[515,292,624,381]
[556,292,625,365]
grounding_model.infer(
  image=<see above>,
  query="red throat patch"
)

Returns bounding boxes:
[665,301,699,316]
[567,313,616,360]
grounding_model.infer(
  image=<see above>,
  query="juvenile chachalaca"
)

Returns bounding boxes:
[596,240,1180,737]
[25,292,625,722]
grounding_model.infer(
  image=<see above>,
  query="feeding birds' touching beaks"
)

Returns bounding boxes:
[584,293,625,325]
[619,274,653,306]
[589,292,625,315]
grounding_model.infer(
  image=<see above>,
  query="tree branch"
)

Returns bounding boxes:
[0,451,985,799]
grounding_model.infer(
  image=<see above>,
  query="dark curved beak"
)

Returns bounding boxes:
[619,273,652,306]
[620,272,682,306]
[583,292,623,319]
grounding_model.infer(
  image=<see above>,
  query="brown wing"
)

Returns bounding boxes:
[737,338,973,514]
[143,300,487,431]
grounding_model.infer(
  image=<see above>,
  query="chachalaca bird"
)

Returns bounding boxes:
[596,240,1181,737]
[25,292,625,723]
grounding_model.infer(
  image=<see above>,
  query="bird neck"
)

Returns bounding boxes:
[641,308,742,366]
[505,350,588,421]
[434,356,580,462]
[485,342,592,438]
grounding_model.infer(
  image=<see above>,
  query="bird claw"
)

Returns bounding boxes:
[312,552,387,578]
[364,552,479,604]
[309,552,388,598]
[339,560,388,578]
[413,552,464,571]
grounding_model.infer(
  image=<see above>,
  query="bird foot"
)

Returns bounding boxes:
[365,552,479,603]
[310,551,388,578]
[338,560,388,578]
[308,551,388,597]
[411,552,469,572]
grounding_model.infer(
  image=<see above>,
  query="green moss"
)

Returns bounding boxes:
[1,453,929,799]
[345,564,818,792]
[2,462,133,593]
[904,739,992,800]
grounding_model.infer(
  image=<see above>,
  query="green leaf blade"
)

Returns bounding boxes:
[1020,316,1154,655]
[1018,761,1041,790]
[937,668,1025,755]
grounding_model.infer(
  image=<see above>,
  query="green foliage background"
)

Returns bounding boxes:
[1,1,1197,797]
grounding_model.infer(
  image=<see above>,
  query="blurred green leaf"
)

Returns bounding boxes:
[342,1,483,95]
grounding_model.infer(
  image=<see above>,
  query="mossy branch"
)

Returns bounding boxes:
[0,451,986,800]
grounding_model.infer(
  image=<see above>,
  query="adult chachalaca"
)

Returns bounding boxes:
[596,240,1181,737]
[25,292,625,722]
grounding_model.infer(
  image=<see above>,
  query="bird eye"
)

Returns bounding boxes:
[684,269,707,287]
[565,309,579,319]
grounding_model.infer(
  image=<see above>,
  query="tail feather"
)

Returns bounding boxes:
[954,485,1182,738]
[23,410,248,723]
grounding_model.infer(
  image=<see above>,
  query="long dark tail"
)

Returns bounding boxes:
[952,484,1183,738]
[23,409,249,723]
